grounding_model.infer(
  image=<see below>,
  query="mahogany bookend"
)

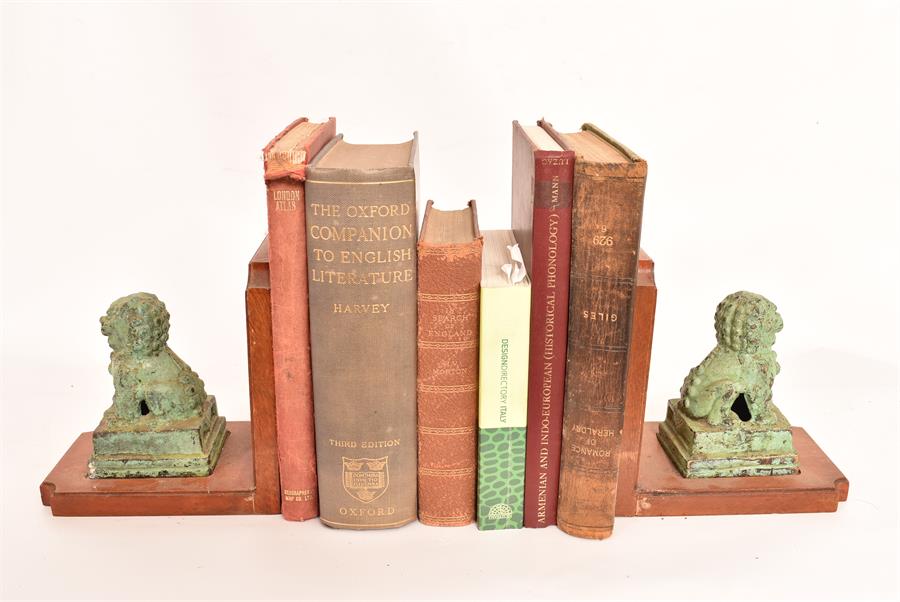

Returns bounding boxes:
[614,251,849,517]
[621,424,849,516]
[42,423,264,516]
[244,237,281,513]
[615,251,657,516]
[40,238,281,516]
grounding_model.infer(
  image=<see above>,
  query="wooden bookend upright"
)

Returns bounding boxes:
[615,251,658,516]
[244,237,281,514]
[615,251,849,517]
[39,238,280,516]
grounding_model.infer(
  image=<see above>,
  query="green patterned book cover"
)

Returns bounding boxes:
[477,230,531,530]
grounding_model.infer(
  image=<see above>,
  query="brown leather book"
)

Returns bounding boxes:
[416,200,482,526]
[306,134,419,529]
[263,117,337,520]
[245,236,281,514]
[546,123,647,539]
[511,120,575,528]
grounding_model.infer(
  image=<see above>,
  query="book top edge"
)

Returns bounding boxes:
[539,120,644,167]
[263,117,336,181]
[309,132,419,172]
[420,200,482,245]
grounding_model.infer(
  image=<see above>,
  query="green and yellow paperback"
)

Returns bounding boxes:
[477,230,531,530]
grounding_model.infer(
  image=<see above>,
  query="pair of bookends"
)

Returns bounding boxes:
[657,291,799,478]
[88,292,227,478]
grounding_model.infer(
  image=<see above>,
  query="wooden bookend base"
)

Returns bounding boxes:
[40,422,270,516]
[616,422,849,516]
[40,237,282,517]
[615,251,849,517]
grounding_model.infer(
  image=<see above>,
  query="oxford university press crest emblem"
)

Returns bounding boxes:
[342,456,389,503]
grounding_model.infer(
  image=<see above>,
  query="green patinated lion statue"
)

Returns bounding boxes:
[678,291,783,426]
[100,292,207,424]
[91,292,227,478]
[658,291,797,478]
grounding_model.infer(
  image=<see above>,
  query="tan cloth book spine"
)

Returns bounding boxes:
[305,134,419,529]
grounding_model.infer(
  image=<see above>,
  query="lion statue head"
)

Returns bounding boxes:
[714,291,783,354]
[101,292,170,358]
[677,291,784,426]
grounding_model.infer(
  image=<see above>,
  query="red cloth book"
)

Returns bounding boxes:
[262,117,337,520]
[511,121,575,527]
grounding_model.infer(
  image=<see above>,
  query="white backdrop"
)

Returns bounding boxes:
[2,2,898,600]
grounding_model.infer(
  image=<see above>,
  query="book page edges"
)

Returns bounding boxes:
[419,200,481,245]
[580,123,642,163]
[263,117,337,182]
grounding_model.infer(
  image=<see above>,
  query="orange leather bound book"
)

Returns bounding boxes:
[416,200,483,526]
[262,117,337,520]
[547,122,647,539]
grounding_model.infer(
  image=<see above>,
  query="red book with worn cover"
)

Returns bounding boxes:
[511,121,575,528]
[262,117,337,520]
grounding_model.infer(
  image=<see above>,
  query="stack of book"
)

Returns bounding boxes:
[258,117,646,539]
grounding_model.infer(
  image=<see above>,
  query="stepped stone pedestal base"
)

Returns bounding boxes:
[89,395,227,479]
[39,422,268,516]
[656,399,799,479]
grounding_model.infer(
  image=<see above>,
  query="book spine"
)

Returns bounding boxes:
[305,169,418,529]
[557,165,646,539]
[265,178,318,520]
[245,237,282,514]
[523,150,574,528]
[416,239,482,526]
[477,286,531,530]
